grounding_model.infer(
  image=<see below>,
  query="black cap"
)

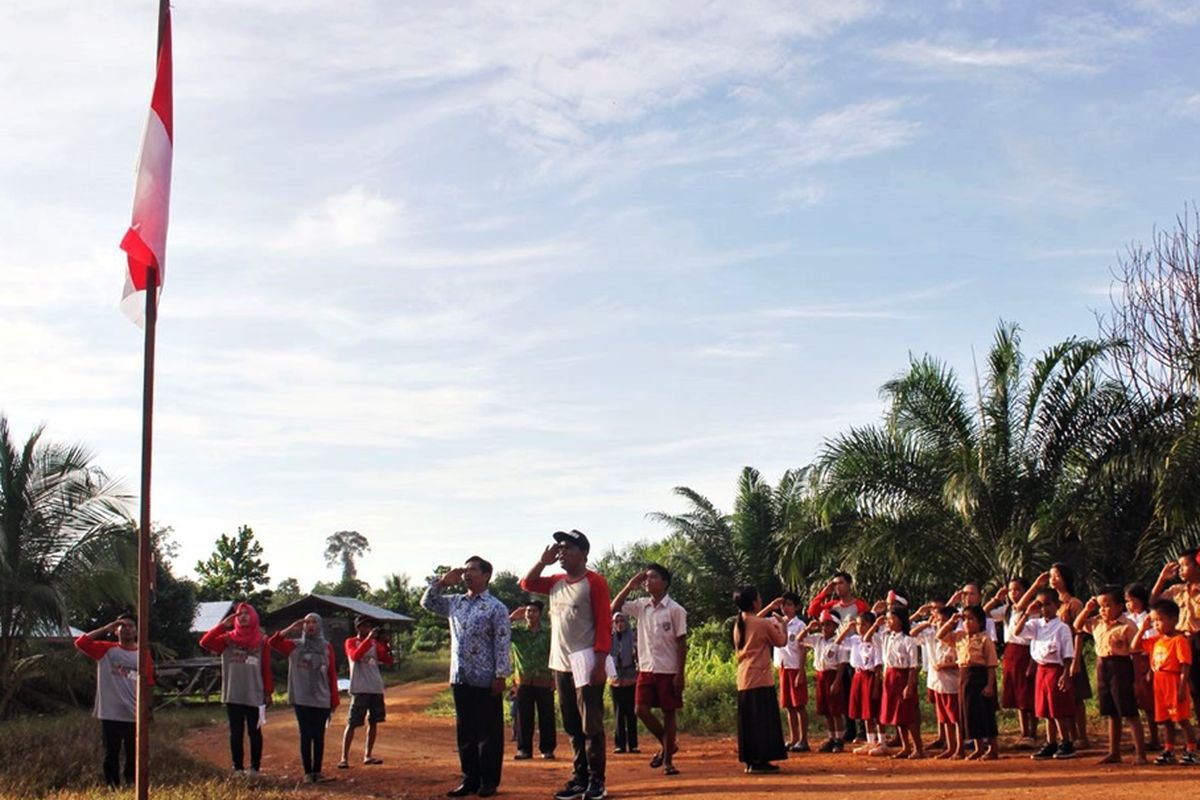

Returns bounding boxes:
[553,529,590,554]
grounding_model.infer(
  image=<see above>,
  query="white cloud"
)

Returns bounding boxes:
[274,186,400,251]
[880,39,1097,73]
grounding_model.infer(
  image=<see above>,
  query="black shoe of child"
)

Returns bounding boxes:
[1032,743,1058,760]
[1053,742,1076,759]
[818,739,837,753]
[830,739,845,753]
[1179,751,1198,765]
[1155,750,1177,765]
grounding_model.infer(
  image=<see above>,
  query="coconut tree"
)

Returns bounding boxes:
[0,416,134,717]
[806,323,1151,598]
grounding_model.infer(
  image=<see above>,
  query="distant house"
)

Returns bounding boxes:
[29,622,86,643]
[261,594,414,635]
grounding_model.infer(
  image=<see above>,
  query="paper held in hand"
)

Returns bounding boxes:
[568,648,617,685]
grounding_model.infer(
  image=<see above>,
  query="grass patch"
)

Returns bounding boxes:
[0,707,285,799]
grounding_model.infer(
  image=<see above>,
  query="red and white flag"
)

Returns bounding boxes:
[120,2,173,325]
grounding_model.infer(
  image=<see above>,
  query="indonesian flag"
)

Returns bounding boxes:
[120,1,173,325]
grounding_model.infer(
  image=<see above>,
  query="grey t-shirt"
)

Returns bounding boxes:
[288,644,333,708]
[94,645,140,722]
[347,639,385,695]
[221,643,266,707]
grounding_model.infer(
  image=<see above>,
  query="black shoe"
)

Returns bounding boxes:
[1155,750,1177,765]
[1032,743,1058,760]
[1053,742,1077,760]
[628,747,640,753]
[584,782,607,800]
[830,738,845,753]
[818,739,837,753]
[514,751,533,761]
[613,747,626,754]
[478,786,497,798]
[1180,751,1199,765]
[448,784,478,797]
[541,753,556,760]
[553,781,586,800]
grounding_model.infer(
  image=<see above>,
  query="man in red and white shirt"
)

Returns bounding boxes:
[521,530,612,800]
[75,615,155,787]
[339,615,394,769]
[611,563,688,776]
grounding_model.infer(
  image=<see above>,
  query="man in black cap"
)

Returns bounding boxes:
[339,615,393,769]
[521,530,612,800]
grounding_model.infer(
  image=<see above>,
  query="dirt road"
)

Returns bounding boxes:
[187,682,1199,799]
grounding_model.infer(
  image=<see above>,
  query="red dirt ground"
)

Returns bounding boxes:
[187,681,1199,799]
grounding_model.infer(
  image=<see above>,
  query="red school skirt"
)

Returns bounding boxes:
[815,667,847,717]
[880,667,919,727]
[1001,642,1035,711]
[779,667,808,709]
[848,669,880,721]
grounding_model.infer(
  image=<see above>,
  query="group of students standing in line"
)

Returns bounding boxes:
[71,539,1200,794]
[731,551,1200,773]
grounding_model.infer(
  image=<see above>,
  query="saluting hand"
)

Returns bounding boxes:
[539,544,561,566]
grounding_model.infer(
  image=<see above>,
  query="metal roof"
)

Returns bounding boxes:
[309,594,413,622]
[191,600,236,633]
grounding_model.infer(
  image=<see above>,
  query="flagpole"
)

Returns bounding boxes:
[136,263,157,800]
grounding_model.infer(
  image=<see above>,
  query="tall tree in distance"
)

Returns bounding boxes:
[325,530,370,597]
[194,525,271,605]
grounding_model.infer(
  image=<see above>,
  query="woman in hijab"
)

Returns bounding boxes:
[200,602,274,775]
[269,612,340,783]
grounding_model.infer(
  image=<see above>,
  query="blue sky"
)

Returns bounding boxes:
[2,0,1199,592]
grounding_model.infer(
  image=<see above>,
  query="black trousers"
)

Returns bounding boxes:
[294,705,330,775]
[610,684,638,751]
[517,684,557,755]
[452,684,504,789]
[101,720,135,786]
[842,663,858,740]
[227,703,263,770]
[555,669,606,785]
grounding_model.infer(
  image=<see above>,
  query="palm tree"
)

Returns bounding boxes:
[0,416,134,717]
[649,467,799,620]
[801,322,1164,598]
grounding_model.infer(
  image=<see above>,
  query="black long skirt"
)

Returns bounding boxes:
[736,686,788,766]
[962,666,998,739]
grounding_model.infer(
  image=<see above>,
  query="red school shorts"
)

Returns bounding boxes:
[815,668,847,717]
[848,669,880,721]
[635,671,682,711]
[1034,662,1075,720]
[779,667,808,709]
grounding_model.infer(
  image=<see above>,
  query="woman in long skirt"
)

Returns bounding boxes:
[733,585,788,774]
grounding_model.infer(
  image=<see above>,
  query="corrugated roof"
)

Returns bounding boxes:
[310,595,413,622]
[191,600,236,633]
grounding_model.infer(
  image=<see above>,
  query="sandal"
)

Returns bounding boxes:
[664,765,680,776]
[363,757,383,765]
[336,761,349,770]
[649,752,665,769]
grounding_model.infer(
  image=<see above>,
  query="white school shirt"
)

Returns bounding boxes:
[879,630,921,669]
[1001,606,1032,646]
[773,617,807,670]
[1127,611,1155,640]
[847,634,882,671]
[803,633,848,671]
[1024,617,1075,665]
[622,594,688,674]
[916,628,960,693]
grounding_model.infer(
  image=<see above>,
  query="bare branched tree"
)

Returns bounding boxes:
[1099,203,1200,402]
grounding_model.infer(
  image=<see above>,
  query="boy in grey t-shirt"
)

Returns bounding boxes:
[75,616,154,787]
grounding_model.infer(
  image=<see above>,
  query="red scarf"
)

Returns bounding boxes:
[228,602,264,650]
